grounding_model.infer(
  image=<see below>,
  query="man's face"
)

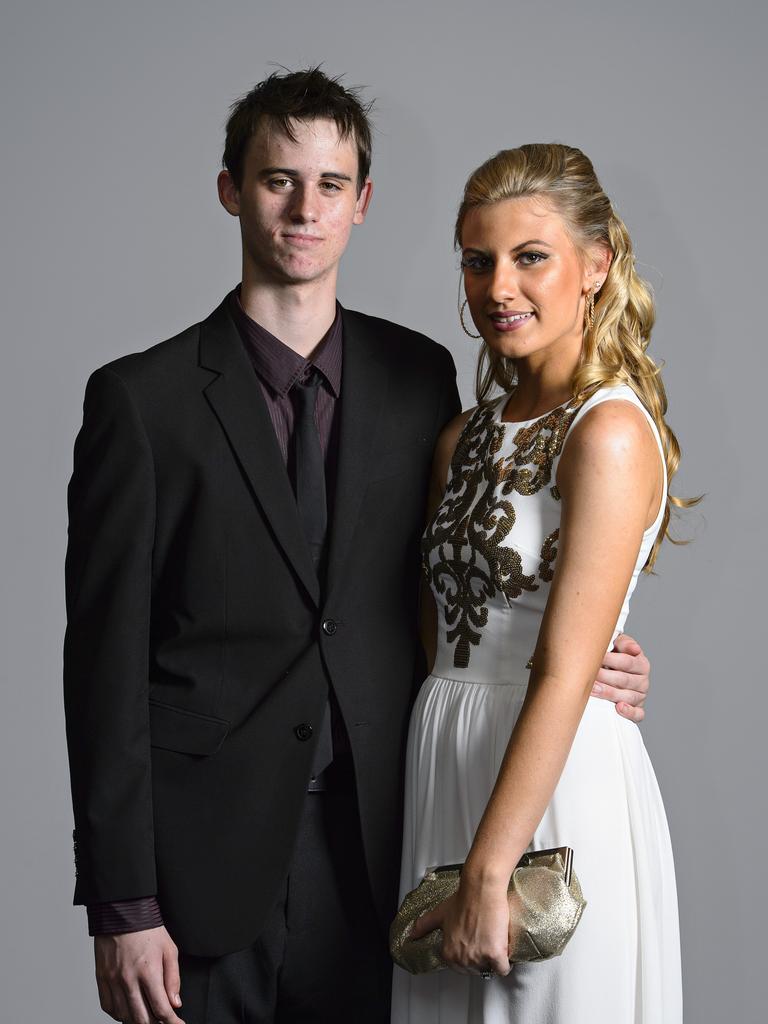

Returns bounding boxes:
[219,117,372,287]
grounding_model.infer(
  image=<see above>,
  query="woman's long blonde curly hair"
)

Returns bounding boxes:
[455,142,694,569]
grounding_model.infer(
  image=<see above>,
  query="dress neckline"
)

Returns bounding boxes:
[493,393,574,427]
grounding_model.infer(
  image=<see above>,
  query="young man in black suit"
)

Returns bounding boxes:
[64,69,651,1024]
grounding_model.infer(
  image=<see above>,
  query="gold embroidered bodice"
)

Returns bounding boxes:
[422,385,667,685]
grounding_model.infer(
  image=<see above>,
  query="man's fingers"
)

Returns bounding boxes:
[596,633,651,720]
[93,929,182,1023]
[163,945,183,1011]
[612,632,642,656]
[593,682,646,721]
[125,984,155,1024]
[142,977,185,1024]
[599,651,635,674]
[593,682,645,707]
[109,985,133,1024]
[96,977,116,1018]
[595,665,649,696]
[600,650,648,677]
[617,701,645,723]
[604,638,650,683]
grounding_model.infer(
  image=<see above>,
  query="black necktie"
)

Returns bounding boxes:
[292,368,333,783]
[292,368,327,570]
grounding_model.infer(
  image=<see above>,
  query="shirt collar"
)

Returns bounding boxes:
[228,287,342,398]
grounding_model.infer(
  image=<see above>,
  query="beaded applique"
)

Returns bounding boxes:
[422,401,577,669]
[538,529,560,583]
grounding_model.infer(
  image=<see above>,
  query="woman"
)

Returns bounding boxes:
[392,144,686,1023]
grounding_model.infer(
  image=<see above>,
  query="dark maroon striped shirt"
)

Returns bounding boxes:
[229,287,343,474]
[87,289,344,937]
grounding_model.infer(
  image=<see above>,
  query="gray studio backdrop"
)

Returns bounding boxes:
[1,1,764,1020]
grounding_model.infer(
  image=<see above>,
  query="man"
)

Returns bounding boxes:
[64,68,651,1024]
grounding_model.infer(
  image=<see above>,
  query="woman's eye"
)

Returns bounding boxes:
[460,254,492,271]
[517,251,547,266]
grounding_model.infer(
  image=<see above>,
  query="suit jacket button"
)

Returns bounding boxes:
[322,618,338,636]
[294,723,313,742]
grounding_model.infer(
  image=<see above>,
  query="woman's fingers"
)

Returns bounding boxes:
[410,907,442,941]
[410,893,512,976]
[481,942,512,976]
[443,943,510,976]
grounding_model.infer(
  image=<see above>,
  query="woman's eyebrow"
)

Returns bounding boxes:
[512,238,552,250]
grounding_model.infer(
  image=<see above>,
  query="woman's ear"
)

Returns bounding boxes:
[592,246,613,291]
[581,246,612,295]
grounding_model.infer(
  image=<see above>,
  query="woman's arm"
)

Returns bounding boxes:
[411,400,663,974]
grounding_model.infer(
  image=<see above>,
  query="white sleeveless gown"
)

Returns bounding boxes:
[391,385,682,1023]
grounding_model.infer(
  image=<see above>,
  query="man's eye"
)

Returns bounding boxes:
[319,181,342,192]
[269,178,292,189]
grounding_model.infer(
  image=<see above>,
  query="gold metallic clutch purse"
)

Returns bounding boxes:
[390,847,586,974]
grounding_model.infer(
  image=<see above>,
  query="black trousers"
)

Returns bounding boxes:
[178,785,393,1023]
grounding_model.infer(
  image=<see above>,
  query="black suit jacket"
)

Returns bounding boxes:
[64,298,461,957]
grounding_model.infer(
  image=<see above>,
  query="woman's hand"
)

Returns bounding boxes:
[409,880,513,977]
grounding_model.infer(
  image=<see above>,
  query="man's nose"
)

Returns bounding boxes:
[288,185,318,223]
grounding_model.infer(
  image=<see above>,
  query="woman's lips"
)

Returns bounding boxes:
[489,311,534,332]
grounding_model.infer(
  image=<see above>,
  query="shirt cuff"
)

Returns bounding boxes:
[87,896,164,936]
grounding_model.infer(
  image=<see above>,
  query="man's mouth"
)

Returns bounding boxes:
[283,233,323,246]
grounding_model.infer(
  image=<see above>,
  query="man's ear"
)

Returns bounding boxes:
[353,178,374,226]
[217,170,241,216]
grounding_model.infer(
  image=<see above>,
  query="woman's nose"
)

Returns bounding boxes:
[488,262,519,304]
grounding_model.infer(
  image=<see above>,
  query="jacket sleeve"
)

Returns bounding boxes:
[436,346,462,432]
[64,366,157,905]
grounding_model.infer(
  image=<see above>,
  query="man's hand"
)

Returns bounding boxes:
[591,632,650,723]
[94,926,184,1024]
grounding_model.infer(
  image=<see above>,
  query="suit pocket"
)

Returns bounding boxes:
[148,700,230,756]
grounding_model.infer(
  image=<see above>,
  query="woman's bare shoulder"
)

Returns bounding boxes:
[565,398,658,464]
[558,398,661,512]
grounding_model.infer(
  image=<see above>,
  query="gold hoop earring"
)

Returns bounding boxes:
[459,299,481,339]
[584,288,595,332]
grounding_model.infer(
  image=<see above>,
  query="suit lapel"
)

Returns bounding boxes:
[199,300,320,607]
[325,308,388,603]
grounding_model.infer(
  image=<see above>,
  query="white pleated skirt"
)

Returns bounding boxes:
[391,674,682,1024]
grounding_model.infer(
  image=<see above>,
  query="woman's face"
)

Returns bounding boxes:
[461,196,600,368]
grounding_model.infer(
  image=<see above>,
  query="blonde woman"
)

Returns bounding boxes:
[392,144,686,1022]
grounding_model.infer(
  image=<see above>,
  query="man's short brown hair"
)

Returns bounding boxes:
[223,67,374,193]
